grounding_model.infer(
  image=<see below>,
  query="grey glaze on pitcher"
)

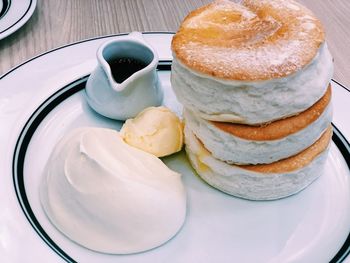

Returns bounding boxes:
[85,32,163,120]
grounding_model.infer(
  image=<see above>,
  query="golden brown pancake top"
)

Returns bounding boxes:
[212,85,331,141]
[172,0,325,81]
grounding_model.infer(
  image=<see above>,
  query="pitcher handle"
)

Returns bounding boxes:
[129,31,145,42]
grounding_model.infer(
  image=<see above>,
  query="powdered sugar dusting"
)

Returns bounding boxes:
[172,0,325,80]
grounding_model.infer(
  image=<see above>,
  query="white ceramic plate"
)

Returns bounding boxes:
[0,0,36,40]
[1,33,350,263]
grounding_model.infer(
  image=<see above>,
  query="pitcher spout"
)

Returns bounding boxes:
[96,48,126,92]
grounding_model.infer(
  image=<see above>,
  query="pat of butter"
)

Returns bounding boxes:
[120,106,184,157]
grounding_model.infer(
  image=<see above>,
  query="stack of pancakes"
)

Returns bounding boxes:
[171,0,334,200]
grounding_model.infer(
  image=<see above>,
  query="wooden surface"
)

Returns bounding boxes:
[0,0,349,87]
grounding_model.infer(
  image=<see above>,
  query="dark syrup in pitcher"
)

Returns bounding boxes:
[109,57,148,84]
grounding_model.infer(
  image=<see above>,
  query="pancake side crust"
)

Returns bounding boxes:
[241,125,332,173]
[212,85,331,140]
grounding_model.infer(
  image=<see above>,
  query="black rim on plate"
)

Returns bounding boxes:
[12,75,350,263]
[6,33,350,262]
[0,0,34,34]
[0,0,11,19]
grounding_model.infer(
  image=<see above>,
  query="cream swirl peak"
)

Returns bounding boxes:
[40,128,186,254]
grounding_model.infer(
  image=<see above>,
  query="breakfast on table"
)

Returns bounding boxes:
[39,0,333,254]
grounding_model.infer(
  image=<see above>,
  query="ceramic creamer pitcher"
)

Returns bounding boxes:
[85,32,163,120]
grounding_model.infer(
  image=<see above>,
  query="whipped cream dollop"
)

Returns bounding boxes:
[40,127,186,254]
[120,106,184,157]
